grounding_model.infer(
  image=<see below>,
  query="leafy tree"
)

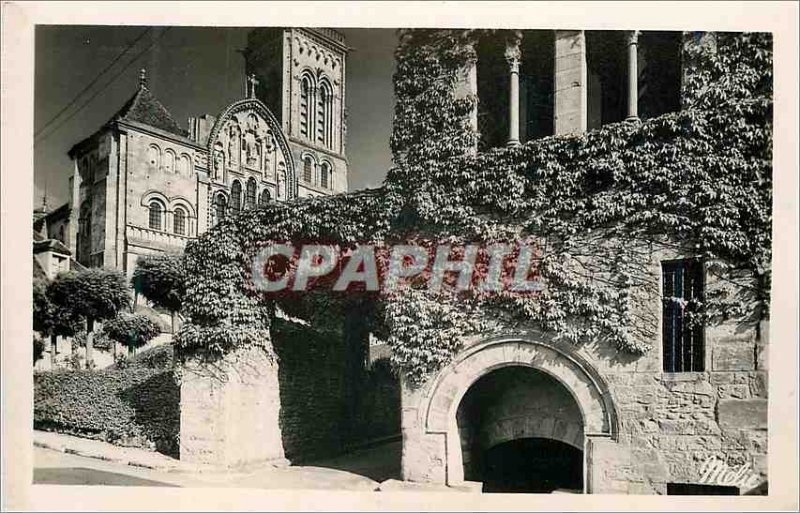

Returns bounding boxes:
[103,313,161,356]
[33,337,45,363]
[131,255,186,333]
[33,277,82,367]
[47,269,131,368]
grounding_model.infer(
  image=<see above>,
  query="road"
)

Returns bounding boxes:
[33,442,401,490]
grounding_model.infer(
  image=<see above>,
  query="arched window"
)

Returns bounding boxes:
[318,79,333,148]
[147,145,160,171]
[258,189,271,207]
[164,149,176,173]
[179,154,192,175]
[300,75,312,139]
[230,180,242,212]
[213,193,227,224]
[148,200,164,230]
[173,207,187,235]
[320,162,332,189]
[303,156,314,183]
[245,177,257,209]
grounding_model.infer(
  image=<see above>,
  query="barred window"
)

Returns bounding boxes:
[662,259,705,372]
[148,200,164,230]
[230,180,242,211]
[173,207,186,235]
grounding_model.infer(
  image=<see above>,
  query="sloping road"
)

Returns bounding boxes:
[34,446,381,491]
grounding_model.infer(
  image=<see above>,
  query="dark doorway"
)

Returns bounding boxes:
[586,30,627,129]
[520,30,555,142]
[480,438,583,493]
[476,32,511,151]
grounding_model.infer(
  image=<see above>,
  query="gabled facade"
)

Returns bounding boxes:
[58,28,350,276]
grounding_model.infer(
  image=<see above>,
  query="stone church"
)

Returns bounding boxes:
[38,27,349,276]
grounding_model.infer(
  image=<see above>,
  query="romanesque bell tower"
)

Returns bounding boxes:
[244,28,349,197]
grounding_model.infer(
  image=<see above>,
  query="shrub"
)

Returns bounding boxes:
[103,313,161,353]
[34,368,179,456]
[125,344,173,370]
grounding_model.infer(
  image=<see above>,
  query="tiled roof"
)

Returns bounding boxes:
[33,238,71,256]
[109,85,188,138]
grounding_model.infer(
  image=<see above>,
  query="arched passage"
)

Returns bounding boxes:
[456,366,584,493]
[411,334,619,491]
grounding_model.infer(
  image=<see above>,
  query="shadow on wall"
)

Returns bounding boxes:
[118,372,180,458]
[271,318,401,463]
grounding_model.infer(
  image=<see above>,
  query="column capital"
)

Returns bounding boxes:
[504,40,521,71]
[627,30,640,45]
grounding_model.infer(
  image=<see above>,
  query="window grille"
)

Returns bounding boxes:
[662,258,705,372]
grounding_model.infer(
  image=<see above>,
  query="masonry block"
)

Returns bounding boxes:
[717,399,767,430]
[180,345,285,468]
[712,344,756,371]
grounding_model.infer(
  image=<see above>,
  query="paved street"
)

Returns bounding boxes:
[33,441,401,490]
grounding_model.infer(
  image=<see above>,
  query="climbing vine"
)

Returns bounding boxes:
[177,30,772,387]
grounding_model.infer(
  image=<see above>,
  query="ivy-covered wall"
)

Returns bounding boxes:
[175,30,772,488]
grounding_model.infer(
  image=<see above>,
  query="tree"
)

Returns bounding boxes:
[131,255,186,333]
[103,313,161,355]
[33,277,82,368]
[33,337,45,363]
[47,269,131,368]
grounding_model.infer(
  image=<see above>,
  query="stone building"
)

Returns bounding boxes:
[397,29,768,495]
[173,29,769,497]
[50,27,349,276]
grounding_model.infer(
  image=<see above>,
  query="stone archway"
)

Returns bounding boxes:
[401,333,620,492]
[456,366,585,492]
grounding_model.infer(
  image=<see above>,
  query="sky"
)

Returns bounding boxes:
[33,26,398,208]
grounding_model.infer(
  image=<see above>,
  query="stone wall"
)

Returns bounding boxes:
[399,248,768,494]
[179,345,284,468]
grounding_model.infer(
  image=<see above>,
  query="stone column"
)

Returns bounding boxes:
[505,32,522,147]
[626,30,640,121]
[454,41,478,154]
[554,30,588,135]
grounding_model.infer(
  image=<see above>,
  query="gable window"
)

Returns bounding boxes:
[662,258,705,372]
[230,180,242,212]
[173,207,187,235]
[148,200,164,230]
[245,178,257,209]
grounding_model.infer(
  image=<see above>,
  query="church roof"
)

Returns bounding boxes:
[109,82,188,138]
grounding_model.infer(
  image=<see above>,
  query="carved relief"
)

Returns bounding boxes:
[276,163,286,200]
[207,99,296,199]
[227,122,241,167]
[212,142,224,180]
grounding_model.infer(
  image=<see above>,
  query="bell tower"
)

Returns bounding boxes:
[244,27,349,197]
